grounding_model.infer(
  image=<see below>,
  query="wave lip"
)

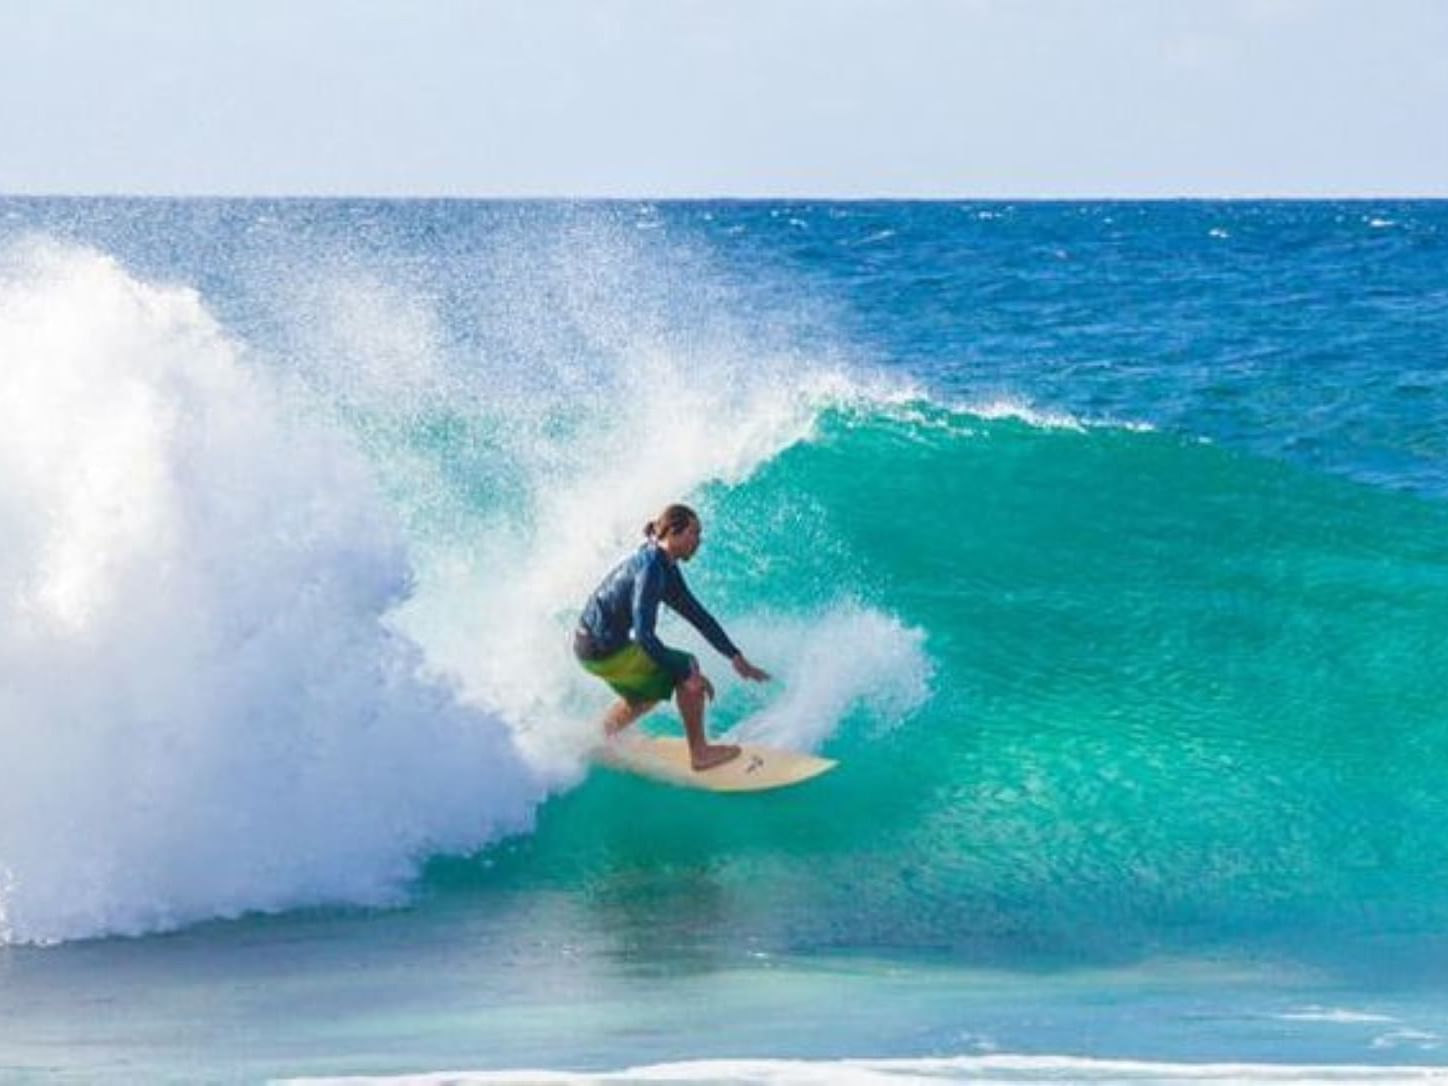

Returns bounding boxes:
[962,396,1157,433]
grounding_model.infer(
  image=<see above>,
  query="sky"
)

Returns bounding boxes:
[1,0,1446,198]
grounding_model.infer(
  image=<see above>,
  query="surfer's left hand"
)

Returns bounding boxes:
[731,654,771,682]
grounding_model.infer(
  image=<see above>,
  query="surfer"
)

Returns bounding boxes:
[574,503,771,771]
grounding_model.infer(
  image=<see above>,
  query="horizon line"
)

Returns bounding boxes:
[4,190,1448,203]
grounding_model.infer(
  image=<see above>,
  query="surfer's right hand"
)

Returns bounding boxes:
[731,654,771,682]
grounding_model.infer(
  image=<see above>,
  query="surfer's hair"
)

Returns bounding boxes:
[644,503,699,541]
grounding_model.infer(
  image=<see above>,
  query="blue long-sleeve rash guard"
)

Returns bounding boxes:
[577,542,740,680]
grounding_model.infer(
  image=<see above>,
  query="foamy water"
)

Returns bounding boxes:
[0,241,543,943]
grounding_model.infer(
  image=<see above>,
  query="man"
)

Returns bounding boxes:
[574,504,770,770]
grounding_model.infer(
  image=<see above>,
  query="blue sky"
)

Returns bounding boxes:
[3,0,1445,197]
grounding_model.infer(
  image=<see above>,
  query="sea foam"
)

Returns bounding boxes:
[0,240,543,944]
[724,605,932,751]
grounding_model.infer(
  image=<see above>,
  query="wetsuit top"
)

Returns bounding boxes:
[577,542,740,680]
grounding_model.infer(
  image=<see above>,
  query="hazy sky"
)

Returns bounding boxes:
[3,0,1445,197]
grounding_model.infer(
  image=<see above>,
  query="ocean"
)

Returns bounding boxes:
[2,198,1448,1083]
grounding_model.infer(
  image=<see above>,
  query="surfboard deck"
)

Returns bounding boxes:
[595,735,837,793]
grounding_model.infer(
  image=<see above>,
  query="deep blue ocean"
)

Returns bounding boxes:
[2,198,1448,1083]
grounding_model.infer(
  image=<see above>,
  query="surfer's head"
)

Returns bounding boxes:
[644,503,702,561]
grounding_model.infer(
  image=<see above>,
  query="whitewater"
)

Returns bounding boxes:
[2,198,1447,1082]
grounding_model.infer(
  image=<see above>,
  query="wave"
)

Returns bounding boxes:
[0,233,933,944]
[461,395,1448,960]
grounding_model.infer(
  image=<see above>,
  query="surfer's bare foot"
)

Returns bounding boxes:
[690,743,741,771]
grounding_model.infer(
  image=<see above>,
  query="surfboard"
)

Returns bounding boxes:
[595,735,837,793]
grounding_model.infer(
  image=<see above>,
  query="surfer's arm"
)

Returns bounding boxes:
[664,574,741,661]
[665,572,770,681]
[631,557,694,680]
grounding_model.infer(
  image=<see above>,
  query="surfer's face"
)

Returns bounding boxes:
[674,520,702,561]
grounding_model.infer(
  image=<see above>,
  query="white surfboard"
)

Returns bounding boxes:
[595,735,837,793]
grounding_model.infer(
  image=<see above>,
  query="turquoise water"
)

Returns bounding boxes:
[469,405,1448,953]
[2,199,1448,1081]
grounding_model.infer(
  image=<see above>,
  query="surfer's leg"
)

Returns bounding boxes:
[603,698,656,736]
[676,679,740,771]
